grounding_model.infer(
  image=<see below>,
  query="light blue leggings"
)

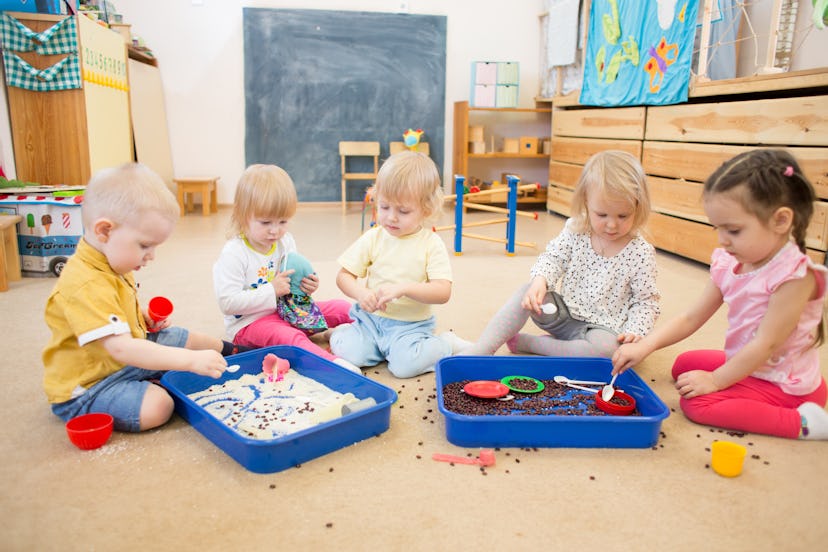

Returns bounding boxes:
[330,304,451,378]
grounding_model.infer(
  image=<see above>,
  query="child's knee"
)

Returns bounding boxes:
[330,325,370,364]
[671,350,724,379]
[139,386,174,431]
[387,359,433,379]
[386,337,447,378]
[591,339,618,358]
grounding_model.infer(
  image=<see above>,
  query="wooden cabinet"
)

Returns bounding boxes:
[547,69,828,265]
[452,100,550,204]
[547,105,645,216]
[4,12,132,186]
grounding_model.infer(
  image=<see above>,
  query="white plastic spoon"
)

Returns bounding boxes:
[602,373,619,401]
[226,364,240,373]
[553,375,606,386]
[559,381,600,394]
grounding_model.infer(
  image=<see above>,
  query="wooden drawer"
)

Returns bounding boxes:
[549,161,584,191]
[648,211,826,265]
[643,142,747,183]
[646,212,718,264]
[643,142,828,199]
[553,106,646,140]
[645,95,828,146]
[649,176,828,251]
[648,176,706,223]
[809,202,828,251]
[551,136,642,165]
[546,184,573,216]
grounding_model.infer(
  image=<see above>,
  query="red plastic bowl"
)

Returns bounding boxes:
[595,390,636,416]
[66,413,114,450]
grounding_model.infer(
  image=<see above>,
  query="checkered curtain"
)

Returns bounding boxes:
[0,13,77,53]
[0,13,80,91]
[2,51,80,90]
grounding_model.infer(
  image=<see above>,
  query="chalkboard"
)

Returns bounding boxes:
[243,8,447,202]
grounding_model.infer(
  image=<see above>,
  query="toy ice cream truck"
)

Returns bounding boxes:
[0,187,84,277]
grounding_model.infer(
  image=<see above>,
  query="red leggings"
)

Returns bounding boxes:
[234,299,352,362]
[671,350,827,439]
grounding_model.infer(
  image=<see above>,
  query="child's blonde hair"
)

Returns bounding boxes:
[82,163,179,229]
[229,164,298,237]
[374,151,443,221]
[569,150,650,234]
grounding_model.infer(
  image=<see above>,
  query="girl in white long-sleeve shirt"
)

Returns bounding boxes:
[455,150,660,358]
[213,164,359,372]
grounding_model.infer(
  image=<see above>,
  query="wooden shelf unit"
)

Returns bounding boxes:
[4,12,133,186]
[452,100,551,204]
[546,69,828,265]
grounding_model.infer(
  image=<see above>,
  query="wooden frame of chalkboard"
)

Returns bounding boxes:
[243,8,447,202]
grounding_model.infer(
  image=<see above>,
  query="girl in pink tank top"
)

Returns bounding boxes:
[612,149,828,440]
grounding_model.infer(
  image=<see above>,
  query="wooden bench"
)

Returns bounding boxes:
[174,177,219,216]
[0,214,23,291]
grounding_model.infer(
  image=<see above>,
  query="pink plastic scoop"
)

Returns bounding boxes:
[432,449,496,467]
[262,353,290,382]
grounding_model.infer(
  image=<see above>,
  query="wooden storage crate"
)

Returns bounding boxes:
[547,106,646,221]
[547,70,828,265]
[642,91,828,264]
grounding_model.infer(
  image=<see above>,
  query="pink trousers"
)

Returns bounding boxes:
[234,299,352,362]
[672,350,827,438]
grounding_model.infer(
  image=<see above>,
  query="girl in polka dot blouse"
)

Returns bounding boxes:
[454,150,660,358]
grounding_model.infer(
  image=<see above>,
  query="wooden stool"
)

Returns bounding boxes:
[174,177,219,216]
[0,214,23,292]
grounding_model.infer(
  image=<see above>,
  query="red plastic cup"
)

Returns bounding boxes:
[147,296,174,331]
[66,413,114,450]
[595,390,636,416]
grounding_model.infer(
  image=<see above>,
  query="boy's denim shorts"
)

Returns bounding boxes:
[50,327,189,432]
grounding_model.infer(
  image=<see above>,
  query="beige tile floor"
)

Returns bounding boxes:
[2,204,826,551]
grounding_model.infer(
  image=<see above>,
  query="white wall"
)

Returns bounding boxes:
[3,1,825,197]
[115,0,546,203]
[738,0,827,74]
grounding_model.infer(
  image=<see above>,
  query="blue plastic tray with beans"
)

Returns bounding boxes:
[436,356,669,448]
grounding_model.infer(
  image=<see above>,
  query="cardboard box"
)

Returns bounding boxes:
[0,187,85,276]
[469,141,486,154]
[520,137,538,154]
[503,138,520,154]
[468,125,484,142]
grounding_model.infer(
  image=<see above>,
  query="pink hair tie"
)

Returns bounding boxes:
[784,166,794,177]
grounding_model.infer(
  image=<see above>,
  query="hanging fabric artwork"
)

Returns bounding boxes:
[579,0,700,106]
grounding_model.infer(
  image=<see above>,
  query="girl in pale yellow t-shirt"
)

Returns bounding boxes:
[330,151,460,378]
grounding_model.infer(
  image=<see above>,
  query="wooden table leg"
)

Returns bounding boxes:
[210,179,218,213]
[177,185,186,216]
[201,183,210,216]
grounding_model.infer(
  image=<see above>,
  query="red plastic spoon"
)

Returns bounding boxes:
[432,449,496,467]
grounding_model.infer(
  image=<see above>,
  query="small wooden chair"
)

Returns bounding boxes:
[339,141,380,214]
[174,177,219,216]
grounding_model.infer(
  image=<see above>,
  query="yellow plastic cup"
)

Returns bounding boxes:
[711,440,747,477]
